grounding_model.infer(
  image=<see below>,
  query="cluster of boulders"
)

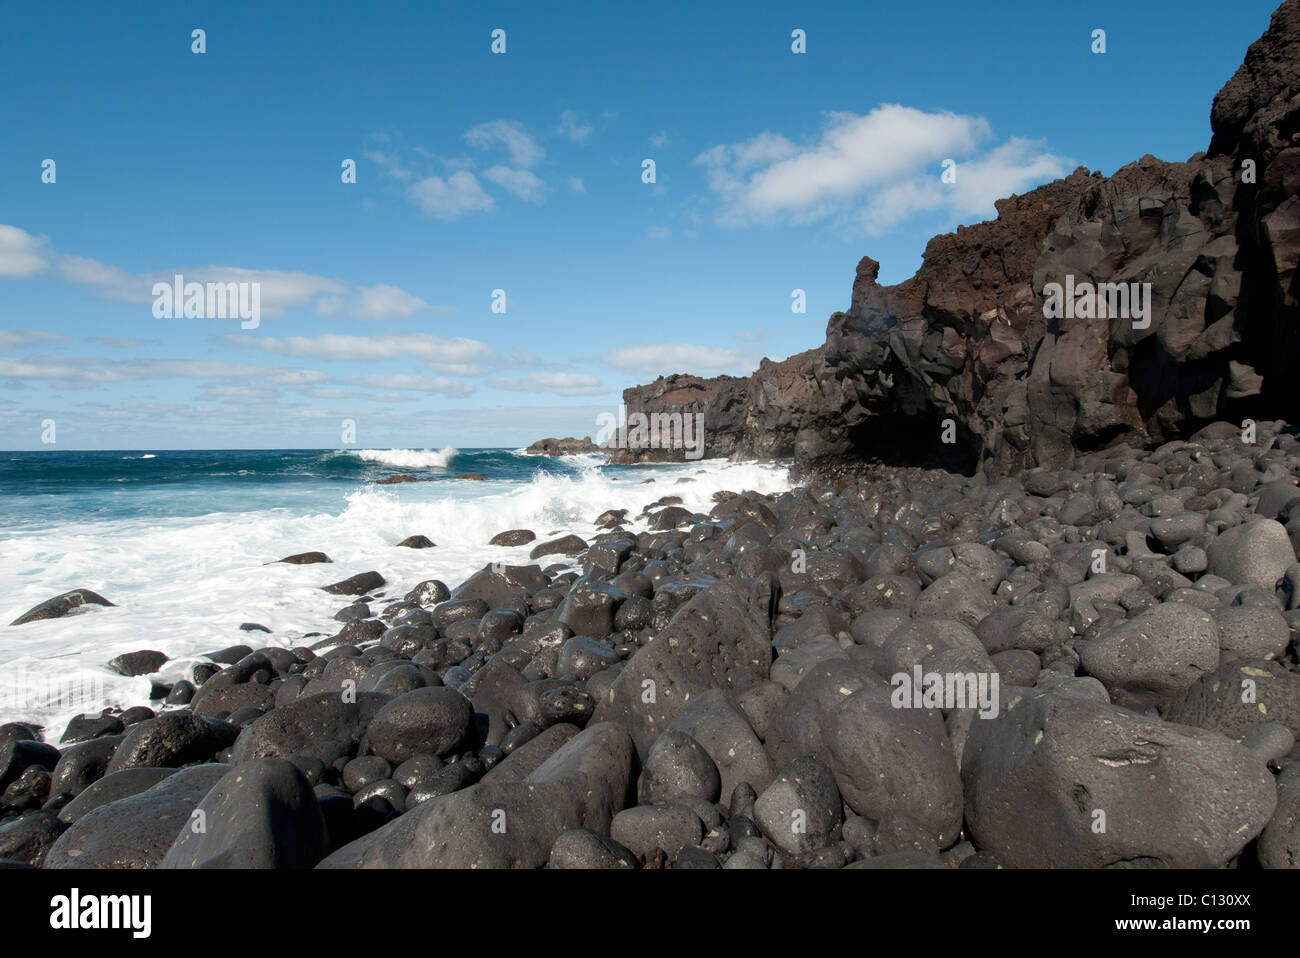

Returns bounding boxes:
[2,419,1299,868]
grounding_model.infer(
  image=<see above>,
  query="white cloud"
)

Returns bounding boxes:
[557,110,593,144]
[568,177,587,195]
[408,171,496,219]
[354,283,446,321]
[350,374,475,397]
[483,166,546,203]
[0,356,329,386]
[695,105,1070,233]
[235,332,496,366]
[646,226,672,240]
[0,225,50,277]
[465,120,544,168]
[0,329,70,350]
[488,372,608,396]
[601,343,755,378]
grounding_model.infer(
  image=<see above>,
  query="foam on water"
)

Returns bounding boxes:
[348,447,459,469]
[0,456,791,733]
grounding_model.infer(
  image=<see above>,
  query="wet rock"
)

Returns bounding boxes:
[363,687,474,764]
[490,529,536,547]
[161,758,329,869]
[322,571,386,596]
[10,589,115,626]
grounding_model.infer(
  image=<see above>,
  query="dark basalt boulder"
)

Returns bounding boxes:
[10,589,115,626]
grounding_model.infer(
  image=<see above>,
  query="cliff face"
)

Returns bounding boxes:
[615,0,1300,477]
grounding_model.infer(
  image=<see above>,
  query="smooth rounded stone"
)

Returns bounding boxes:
[990,649,1041,686]
[48,735,121,798]
[1258,764,1300,869]
[770,637,850,692]
[405,579,450,607]
[106,649,169,677]
[1208,518,1297,589]
[637,730,721,805]
[1148,512,1208,553]
[529,534,588,560]
[341,755,393,792]
[766,667,963,847]
[0,810,64,866]
[490,529,537,547]
[276,551,331,565]
[736,681,791,740]
[396,535,435,549]
[753,756,842,855]
[841,814,876,859]
[1172,545,1209,575]
[839,575,920,616]
[1255,480,1300,520]
[1213,605,1292,663]
[120,706,155,725]
[722,839,770,869]
[319,722,635,869]
[363,687,473,763]
[911,573,996,629]
[229,691,390,766]
[401,763,475,807]
[848,609,909,648]
[474,612,523,651]
[164,680,196,706]
[393,753,444,788]
[9,588,115,626]
[548,827,639,868]
[1077,603,1220,706]
[190,682,276,720]
[441,666,473,689]
[432,598,489,629]
[1235,722,1295,764]
[46,764,231,868]
[498,720,544,756]
[353,777,408,812]
[333,602,371,623]
[322,570,386,596]
[873,813,940,857]
[3,765,51,808]
[610,803,704,860]
[57,767,176,824]
[161,758,329,869]
[0,741,59,792]
[59,713,124,745]
[556,636,620,681]
[876,617,990,679]
[1167,659,1300,738]
[0,723,43,746]
[539,686,596,726]
[595,576,777,755]
[962,687,1277,868]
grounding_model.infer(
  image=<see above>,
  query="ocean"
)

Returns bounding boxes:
[0,447,792,733]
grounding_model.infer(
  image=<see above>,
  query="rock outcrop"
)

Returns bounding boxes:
[612,1,1300,478]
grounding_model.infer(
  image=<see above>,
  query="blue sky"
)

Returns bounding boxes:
[0,0,1281,449]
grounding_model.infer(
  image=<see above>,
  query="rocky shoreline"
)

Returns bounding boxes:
[1,418,1299,868]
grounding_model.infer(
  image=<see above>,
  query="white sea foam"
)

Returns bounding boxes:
[0,458,791,732]
[349,446,459,469]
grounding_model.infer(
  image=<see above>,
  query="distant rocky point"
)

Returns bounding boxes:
[525,437,604,456]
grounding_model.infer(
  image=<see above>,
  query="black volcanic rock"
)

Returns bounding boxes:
[609,0,1300,477]
[10,589,115,626]
[526,436,602,455]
